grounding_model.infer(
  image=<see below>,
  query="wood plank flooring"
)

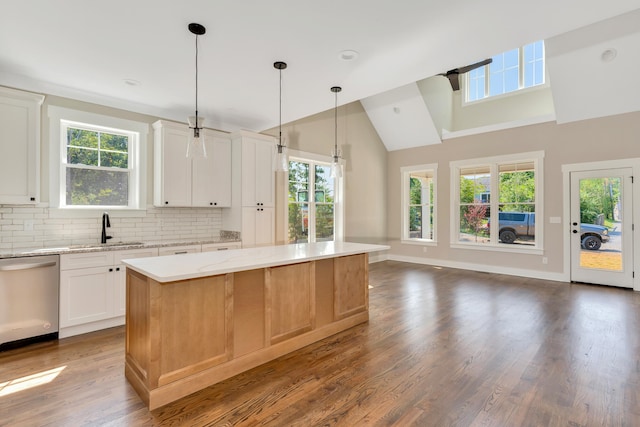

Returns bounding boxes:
[2,261,640,426]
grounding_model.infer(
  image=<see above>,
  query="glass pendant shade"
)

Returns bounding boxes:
[330,148,343,178]
[275,142,288,172]
[186,115,206,158]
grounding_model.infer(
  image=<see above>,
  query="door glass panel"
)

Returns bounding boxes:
[314,165,334,242]
[578,177,621,271]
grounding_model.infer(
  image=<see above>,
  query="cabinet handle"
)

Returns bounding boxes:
[30,197,36,201]
[109,268,113,272]
[214,202,217,206]
[175,251,188,254]
[165,201,169,205]
[116,267,120,271]
[217,248,228,251]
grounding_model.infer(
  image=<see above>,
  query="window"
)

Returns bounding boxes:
[401,164,437,243]
[288,158,340,243]
[451,152,543,252]
[467,40,545,102]
[48,106,147,213]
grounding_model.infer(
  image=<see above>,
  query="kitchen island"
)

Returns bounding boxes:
[122,241,388,409]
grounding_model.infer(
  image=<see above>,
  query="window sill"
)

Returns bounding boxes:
[401,239,437,246]
[450,242,543,256]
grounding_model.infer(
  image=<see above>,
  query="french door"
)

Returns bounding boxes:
[570,168,633,288]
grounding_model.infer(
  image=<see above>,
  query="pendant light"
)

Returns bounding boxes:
[274,61,288,172]
[330,86,343,178]
[186,23,207,159]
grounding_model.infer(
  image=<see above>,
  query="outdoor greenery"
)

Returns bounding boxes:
[579,177,620,224]
[408,176,433,239]
[65,127,130,206]
[288,161,334,243]
[459,170,535,239]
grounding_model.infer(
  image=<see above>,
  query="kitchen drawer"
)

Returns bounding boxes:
[157,245,201,256]
[61,251,115,270]
[114,248,158,264]
[201,242,242,252]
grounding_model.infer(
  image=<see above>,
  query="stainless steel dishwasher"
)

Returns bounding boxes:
[0,254,59,351]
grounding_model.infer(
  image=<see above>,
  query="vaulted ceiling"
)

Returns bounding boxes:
[1,1,638,148]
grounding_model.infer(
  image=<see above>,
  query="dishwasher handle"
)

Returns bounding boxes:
[0,261,58,272]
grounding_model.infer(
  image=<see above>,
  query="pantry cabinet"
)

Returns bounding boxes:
[222,131,276,247]
[0,87,44,204]
[153,120,231,207]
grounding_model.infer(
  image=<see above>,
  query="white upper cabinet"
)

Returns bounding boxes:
[153,120,231,207]
[0,87,44,204]
[239,134,275,207]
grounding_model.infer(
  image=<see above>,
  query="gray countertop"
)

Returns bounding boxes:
[0,238,241,259]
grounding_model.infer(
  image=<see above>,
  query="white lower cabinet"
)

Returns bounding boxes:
[58,243,239,338]
[59,248,158,338]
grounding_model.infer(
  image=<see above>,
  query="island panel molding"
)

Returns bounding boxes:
[123,242,388,409]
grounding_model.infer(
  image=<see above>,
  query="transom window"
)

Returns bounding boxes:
[288,159,336,243]
[401,164,437,243]
[467,40,545,102]
[451,152,543,252]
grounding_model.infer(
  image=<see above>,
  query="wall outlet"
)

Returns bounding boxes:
[542,257,548,264]
[24,220,34,231]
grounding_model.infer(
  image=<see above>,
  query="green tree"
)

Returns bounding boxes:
[499,171,535,212]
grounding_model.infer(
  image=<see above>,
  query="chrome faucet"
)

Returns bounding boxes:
[101,212,112,244]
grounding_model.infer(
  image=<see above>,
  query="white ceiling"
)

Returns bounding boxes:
[1,1,638,134]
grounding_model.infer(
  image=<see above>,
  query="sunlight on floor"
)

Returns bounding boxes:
[0,366,66,397]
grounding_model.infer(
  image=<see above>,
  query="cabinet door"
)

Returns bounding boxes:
[157,125,191,206]
[60,267,114,327]
[242,206,274,248]
[241,138,274,207]
[0,88,43,204]
[192,133,231,207]
[114,248,158,316]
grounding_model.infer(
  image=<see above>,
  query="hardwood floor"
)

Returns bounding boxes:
[2,261,640,426]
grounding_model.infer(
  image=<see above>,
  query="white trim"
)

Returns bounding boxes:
[561,158,640,291]
[442,114,556,140]
[48,106,148,214]
[283,151,344,243]
[400,163,437,244]
[387,254,566,283]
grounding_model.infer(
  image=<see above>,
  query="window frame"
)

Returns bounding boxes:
[48,106,148,217]
[450,151,544,254]
[401,163,437,245]
[285,150,344,244]
[465,41,546,104]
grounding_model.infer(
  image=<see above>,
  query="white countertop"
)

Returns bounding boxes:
[122,241,389,283]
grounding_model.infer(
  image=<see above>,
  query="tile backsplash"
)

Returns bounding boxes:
[0,205,224,251]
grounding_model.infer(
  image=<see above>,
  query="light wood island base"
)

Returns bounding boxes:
[125,253,370,410]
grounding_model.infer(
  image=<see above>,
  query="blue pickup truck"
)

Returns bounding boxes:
[492,212,610,250]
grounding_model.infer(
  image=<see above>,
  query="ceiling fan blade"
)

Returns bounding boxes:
[455,58,492,74]
[447,72,460,91]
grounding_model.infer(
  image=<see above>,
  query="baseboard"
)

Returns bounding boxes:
[59,316,125,339]
[386,254,568,283]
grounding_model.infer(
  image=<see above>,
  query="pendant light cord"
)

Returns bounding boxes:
[194,34,199,125]
[279,67,282,149]
[334,90,338,156]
